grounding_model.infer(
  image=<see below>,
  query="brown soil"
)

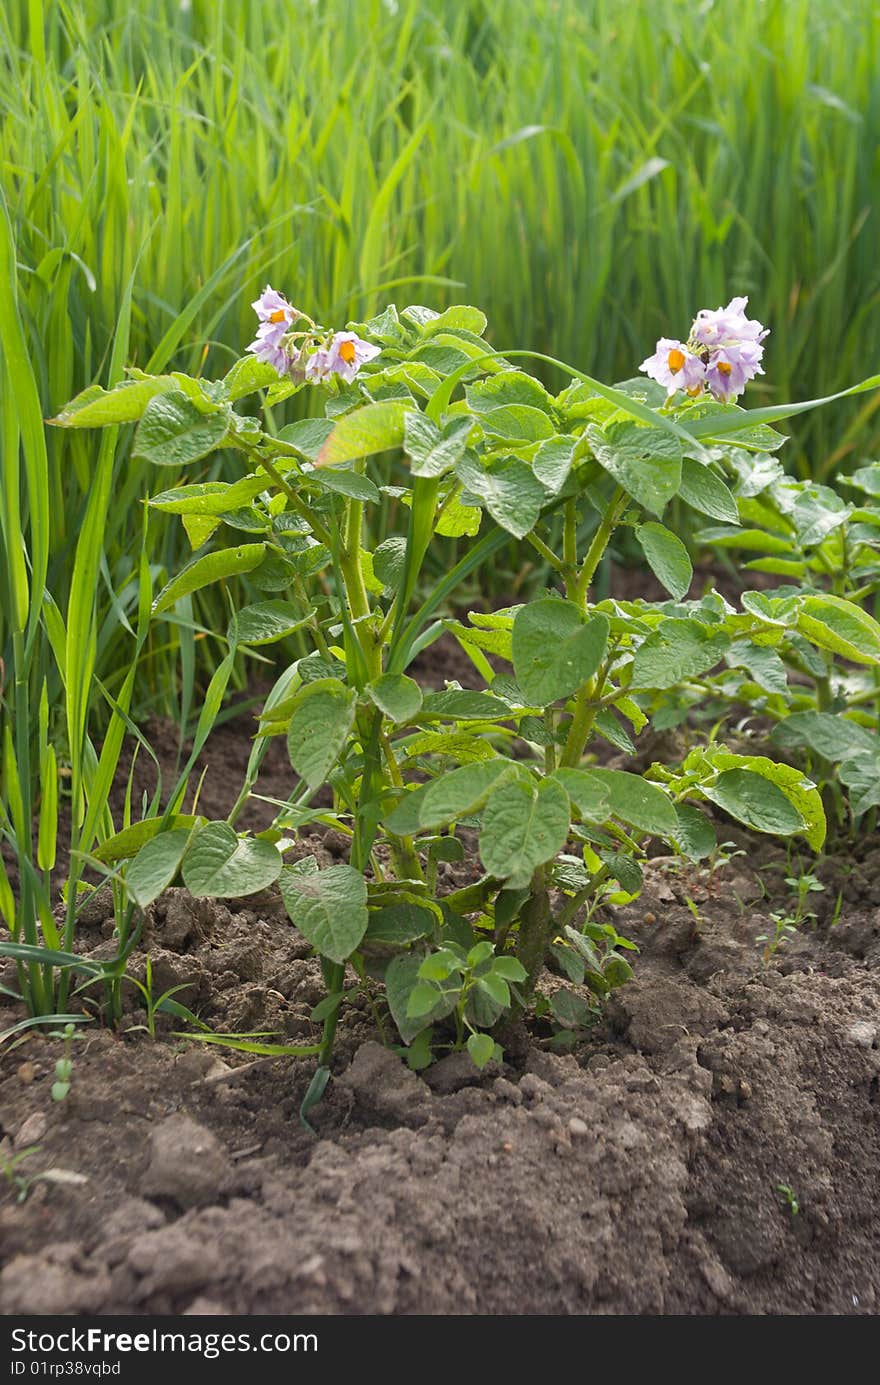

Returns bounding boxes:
[2,590,878,1316]
[2,815,879,1315]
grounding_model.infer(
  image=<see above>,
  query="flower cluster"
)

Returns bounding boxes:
[247,286,381,384]
[640,296,769,404]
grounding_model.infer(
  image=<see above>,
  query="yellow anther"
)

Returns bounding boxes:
[667,348,686,374]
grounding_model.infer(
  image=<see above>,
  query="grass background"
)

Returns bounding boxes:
[1,0,879,720]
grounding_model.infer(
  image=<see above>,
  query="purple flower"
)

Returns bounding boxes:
[705,340,765,403]
[246,285,296,374]
[691,296,768,350]
[639,338,706,395]
[305,332,381,385]
[325,332,381,382]
[304,347,332,382]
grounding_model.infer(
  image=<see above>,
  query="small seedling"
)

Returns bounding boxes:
[777,1182,800,1217]
[50,1023,77,1102]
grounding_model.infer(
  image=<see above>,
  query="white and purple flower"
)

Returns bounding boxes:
[246,285,297,374]
[245,290,381,385]
[705,340,765,403]
[639,338,706,396]
[640,296,769,404]
[305,331,381,384]
[691,295,769,350]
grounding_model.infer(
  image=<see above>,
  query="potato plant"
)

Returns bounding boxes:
[24,293,880,1109]
[658,449,880,823]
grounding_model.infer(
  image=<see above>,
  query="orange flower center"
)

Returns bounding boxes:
[269,308,287,324]
[339,340,357,364]
[667,348,686,374]
[717,361,732,376]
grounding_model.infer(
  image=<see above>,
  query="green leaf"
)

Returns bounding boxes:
[550,989,595,1029]
[726,640,788,695]
[434,487,482,538]
[367,673,423,723]
[182,822,282,897]
[466,371,554,414]
[317,401,409,466]
[705,752,826,850]
[635,523,693,600]
[838,755,880,817]
[92,814,204,863]
[230,600,312,647]
[126,829,191,910]
[279,863,368,964]
[771,712,877,764]
[152,543,266,615]
[456,455,546,539]
[571,768,677,837]
[741,591,800,627]
[477,972,510,1007]
[632,618,730,690]
[310,468,381,502]
[512,601,609,706]
[491,955,528,982]
[671,805,716,861]
[419,760,518,830]
[408,981,446,1018]
[50,377,176,427]
[419,689,513,721]
[223,355,281,402]
[373,537,407,589]
[479,405,556,443]
[132,390,229,466]
[287,679,357,788]
[479,777,571,889]
[696,525,794,554]
[404,411,469,478]
[600,850,643,895]
[586,420,681,516]
[365,902,435,945]
[421,305,488,337]
[797,593,880,665]
[678,458,739,523]
[551,768,612,822]
[149,475,268,516]
[700,769,806,839]
[386,954,456,1043]
[467,1032,496,1069]
[276,418,334,460]
[533,436,577,493]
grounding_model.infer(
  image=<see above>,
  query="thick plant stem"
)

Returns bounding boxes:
[570,486,626,608]
[340,493,381,681]
[514,866,553,1000]
[380,733,423,880]
[318,959,346,1066]
[560,683,598,768]
[563,498,578,575]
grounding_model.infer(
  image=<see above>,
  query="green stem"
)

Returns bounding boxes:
[528,530,566,576]
[380,732,423,880]
[559,684,598,768]
[239,438,333,548]
[563,498,578,574]
[514,866,553,1000]
[571,487,626,607]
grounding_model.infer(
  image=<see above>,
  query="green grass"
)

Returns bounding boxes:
[0,0,878,759]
